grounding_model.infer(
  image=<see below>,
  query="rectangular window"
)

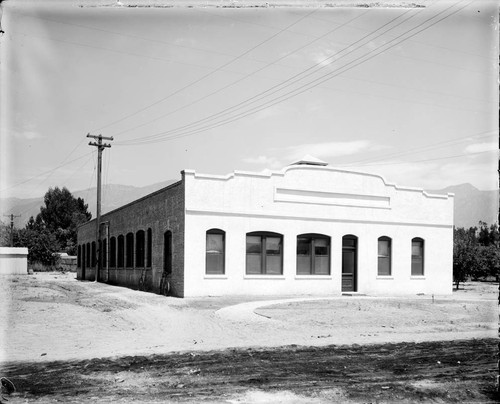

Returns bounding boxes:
[206,232,225,274]
[378,237,391,276]
[411,238,424,275]
[296,235,330,275]
[246,233,283,275]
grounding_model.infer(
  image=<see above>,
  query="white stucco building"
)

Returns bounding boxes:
[78,156,454,297]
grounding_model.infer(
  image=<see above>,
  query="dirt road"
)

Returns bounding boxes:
[1,338,497,403]
[0,273,498,403]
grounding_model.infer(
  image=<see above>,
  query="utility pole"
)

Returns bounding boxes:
[87,133,113,283]
[3,214,21,247]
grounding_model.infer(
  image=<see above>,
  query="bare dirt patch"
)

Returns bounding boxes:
[0,273,498,403]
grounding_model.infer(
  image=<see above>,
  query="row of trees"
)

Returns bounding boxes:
[453,221,499,289]
[0,187,91,265]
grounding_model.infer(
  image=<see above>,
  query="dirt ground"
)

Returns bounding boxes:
[0,272,498,403]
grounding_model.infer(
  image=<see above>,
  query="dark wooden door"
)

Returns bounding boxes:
[342,236,357,292]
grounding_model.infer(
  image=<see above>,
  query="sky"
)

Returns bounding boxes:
[0,0,498,202]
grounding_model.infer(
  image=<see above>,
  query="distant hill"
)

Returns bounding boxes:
[0,180,177,225]
[1,181,497,229]
[427,183,498,229]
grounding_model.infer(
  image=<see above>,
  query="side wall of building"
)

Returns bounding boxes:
[77,179,185,297]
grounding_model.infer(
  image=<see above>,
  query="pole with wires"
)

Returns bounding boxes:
[3,214,21,247]
[87,133,113,283]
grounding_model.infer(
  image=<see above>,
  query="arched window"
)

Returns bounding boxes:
[164,231,172,275]
[101,239,107,268]
[297,234,330,275]
[126,232,134,268]
[136,230,145,268]
[117,235,124,268]
[110,237,116,268]
[246,232,283,275]
[378,236,391,276]
[77,245,81,268]
[81,244,86,270]
[91,242,96,267]
[206,229,225,275]
[147,228,152,268]
[411,237,424,276]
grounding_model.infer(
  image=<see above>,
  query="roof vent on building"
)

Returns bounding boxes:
[291,154,328,166]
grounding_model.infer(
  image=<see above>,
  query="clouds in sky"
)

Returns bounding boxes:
[464,142,498,154]
[244,139,376,168]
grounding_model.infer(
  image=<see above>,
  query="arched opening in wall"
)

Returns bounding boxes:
[163,231,172,275]
[91,242,96,268]
[102,239,107,268]
[342,235,357,292]
[81,245,86,278]
[297,234,330,275]
[411,237,424,276]
[110,237,116,268]
[126,232,134,268]
[86,243,91,269]
[206,229,225,275]
[378,236,392,276]
[136,230,145,268]
[147,228,152,268]
[246,231,283,275]
[117,235,124,268]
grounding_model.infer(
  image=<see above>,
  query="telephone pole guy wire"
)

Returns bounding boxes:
[87,133,113,283]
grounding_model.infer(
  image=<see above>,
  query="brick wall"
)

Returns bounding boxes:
[77,176,185,297]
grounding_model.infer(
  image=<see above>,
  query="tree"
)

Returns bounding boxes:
[36,187,91,255]
[0,221,11,246]
[16,218,59,265]
[453,227,480,290]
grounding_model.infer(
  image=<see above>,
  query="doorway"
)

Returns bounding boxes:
[342,235,357,292]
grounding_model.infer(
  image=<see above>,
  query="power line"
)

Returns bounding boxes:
[116,7,417,145]
[352,149,498,167]
[118,1,470,146]
[341,130,497,167]
[93,7,321,132]
[0,152,94,193]
[107,10,370,138]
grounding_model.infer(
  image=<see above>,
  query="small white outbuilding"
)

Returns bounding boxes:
[0,247,28,275]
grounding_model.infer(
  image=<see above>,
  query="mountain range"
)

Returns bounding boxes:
[0,181,497,229]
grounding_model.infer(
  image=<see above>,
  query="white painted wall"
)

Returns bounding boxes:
[0,247,29,275]
[182,165,454,297]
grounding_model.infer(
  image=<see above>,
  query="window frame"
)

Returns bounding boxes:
[411,237,424,276]
[126,232,134,268]
[110,237,116,268]
[377,236,392,276]
[117,235,125,268]
[205,229,225,275]
[296,233,331,275]
[136,230,145,268]
[246,231,283,275]
[147,228,152,268]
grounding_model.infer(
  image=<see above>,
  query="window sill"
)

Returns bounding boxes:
[204,275,227,280]
[294,275,332,280]
[376,276,394,280]
[244,275,286,280]
[410,276,426,280]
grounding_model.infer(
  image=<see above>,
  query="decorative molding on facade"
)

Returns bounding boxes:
[185,208,453,228]
[274,187,391,209]
[183,165,454,200]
